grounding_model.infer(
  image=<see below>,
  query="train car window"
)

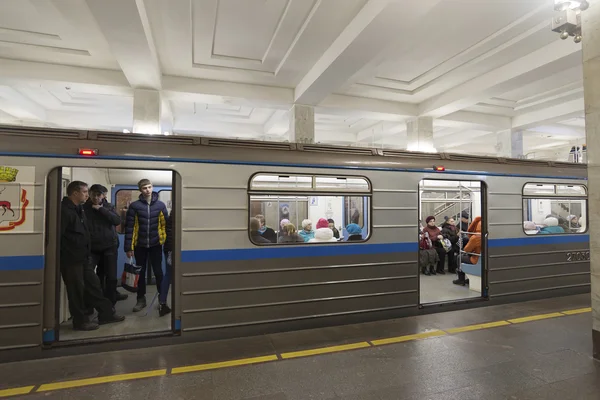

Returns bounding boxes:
[248,174,371,245]
[522,183,587,235]
[114,189,141,233]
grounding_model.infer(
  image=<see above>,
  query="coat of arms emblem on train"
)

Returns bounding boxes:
[0,166,29,231]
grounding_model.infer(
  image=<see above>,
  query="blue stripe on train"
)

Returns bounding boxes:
[488,234,589,248]
[0,255,44,271]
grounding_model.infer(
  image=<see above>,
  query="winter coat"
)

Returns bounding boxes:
[419,248,439,268]
[251,231,271,244]
[83,199,120,252]
[347,234,363,241]
[258,227,277,243]
[308,228,338,243]
[124,192,168,251]
[299,229,315,242]
[278,234,304,243]
[463,216,482,264]
[331,227,340,239]
[423,225,442,244]
[441,222,459,245]
[164,209,174,253]
[60,197,91,265]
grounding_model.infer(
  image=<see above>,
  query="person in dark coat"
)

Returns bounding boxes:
[255,214,277,243]
[457,211,470,247]
[346,223,363,241]
[124,179,169,312]
[250,217,271,244]
[84,184,127,306]
[422,216,446,274]
[441,217,459,273]
[61,181,124,331]
[327,219,341,240]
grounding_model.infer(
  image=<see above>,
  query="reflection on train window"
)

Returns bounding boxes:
[522,183,587,235]
[248,174,371,245]
[115,189,140,234]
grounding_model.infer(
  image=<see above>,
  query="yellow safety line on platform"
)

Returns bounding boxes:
[371,329,446,346]
[281,342,371,359]
[171,355,279,374]
[445,320,511,334]
[0,386,34,398]
[37,369,167,392]
[561,307,592,315]
[507,312,564,324]
[1,306,591,398]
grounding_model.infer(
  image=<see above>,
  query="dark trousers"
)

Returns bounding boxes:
[434,244,446,272]
[92,247,118,305]
[134,245,163,299]
[61,259,114,326]
[448,246,458,272]
[159,250,171,305]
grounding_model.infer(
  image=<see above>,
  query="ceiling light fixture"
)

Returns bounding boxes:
[551,0,588,43]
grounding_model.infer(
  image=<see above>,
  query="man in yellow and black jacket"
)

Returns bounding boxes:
[124,179,168,312]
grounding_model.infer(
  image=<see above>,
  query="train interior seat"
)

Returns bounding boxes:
[461,260,482,293]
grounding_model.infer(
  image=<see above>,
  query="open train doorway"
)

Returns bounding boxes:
[49,167,176,342]
[418,179,486,305]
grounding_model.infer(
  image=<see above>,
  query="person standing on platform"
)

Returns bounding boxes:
[124,179,168,313]
[84,184,128,306]
[61,181,125,331]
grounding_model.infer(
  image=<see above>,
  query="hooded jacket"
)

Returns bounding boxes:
[308,227,338,243]
[60,197,91,265]
[83,198,120,252]
[124,192,168,251]
[463,216,482,264]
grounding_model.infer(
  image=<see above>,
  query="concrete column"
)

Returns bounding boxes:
[289,104,314,144]
[496,129,524,158]
[581,0,600,360]
[406,117,434,152]
[133,89,161,135]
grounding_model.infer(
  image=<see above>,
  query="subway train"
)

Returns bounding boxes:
[0,125,589,361]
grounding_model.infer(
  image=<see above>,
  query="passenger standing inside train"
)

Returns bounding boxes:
[441,217,459,273]
[61,181,125,331]
[84,184,127,306]
[124,179,168,313]
[422,216,446,274]
[457,211,470,247]
[158,208,173,317]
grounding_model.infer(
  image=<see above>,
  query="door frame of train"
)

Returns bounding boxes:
[416,179,489,308]
[43,167,182,347]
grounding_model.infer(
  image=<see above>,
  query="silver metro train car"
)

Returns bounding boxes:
[0,126,589,361]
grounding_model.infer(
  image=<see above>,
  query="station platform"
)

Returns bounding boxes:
[1,294,598,399]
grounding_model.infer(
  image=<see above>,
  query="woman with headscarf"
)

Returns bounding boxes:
[346,223,363,241]
[422,216,446,275]
[298,219,315,242]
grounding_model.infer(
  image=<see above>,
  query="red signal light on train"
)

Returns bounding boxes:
[78,148,98,156]
[433,166,445,172]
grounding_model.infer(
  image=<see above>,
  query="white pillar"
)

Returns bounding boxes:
[133,89,161,135]
[581,0,600,360]
[406,116,435,152]
[496,129,524,158]
[289,104,314,144]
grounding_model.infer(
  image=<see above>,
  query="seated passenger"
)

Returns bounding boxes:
[346,223,363,241]
[524,221,539,235]
[299,219,315,242]
[309,218,338,243]
[567,215,581,232]
[278,223,304,243]
[539,217,565,234]
[454,216,482,286]
[250,218,271,244]
[423,216,446,275]
[255,214,277,243]
[278,219,290,240]
[327,219,341,240]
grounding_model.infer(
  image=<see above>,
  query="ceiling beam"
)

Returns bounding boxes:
[264,110,289,135]
[437,111,511,130]
[85,0,162,89]
[0,86,46,120]
[294,0,442,105]
[512,98,584,130]
[418,39,582,118]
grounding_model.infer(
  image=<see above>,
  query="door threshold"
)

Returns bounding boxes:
[419,296,488,309]
[48,330,174,348]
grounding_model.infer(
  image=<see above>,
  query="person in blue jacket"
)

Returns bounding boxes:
[539,216,565,234]
[124,179,168,312]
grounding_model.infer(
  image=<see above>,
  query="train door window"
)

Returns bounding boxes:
[248,174,371,244]
[52,167,176,342]
[418,180,485,305]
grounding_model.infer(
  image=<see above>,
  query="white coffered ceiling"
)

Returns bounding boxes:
[0,0,587,160]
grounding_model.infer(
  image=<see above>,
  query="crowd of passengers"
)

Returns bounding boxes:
[250,214,363,244]
[418,211,480,286]
[524,214,582,234]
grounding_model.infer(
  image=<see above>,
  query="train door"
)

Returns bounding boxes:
[418,179,487,305]
[44,167,179,344]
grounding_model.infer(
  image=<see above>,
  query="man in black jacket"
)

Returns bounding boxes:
[61,181,125,331]
[84,184,127,306]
